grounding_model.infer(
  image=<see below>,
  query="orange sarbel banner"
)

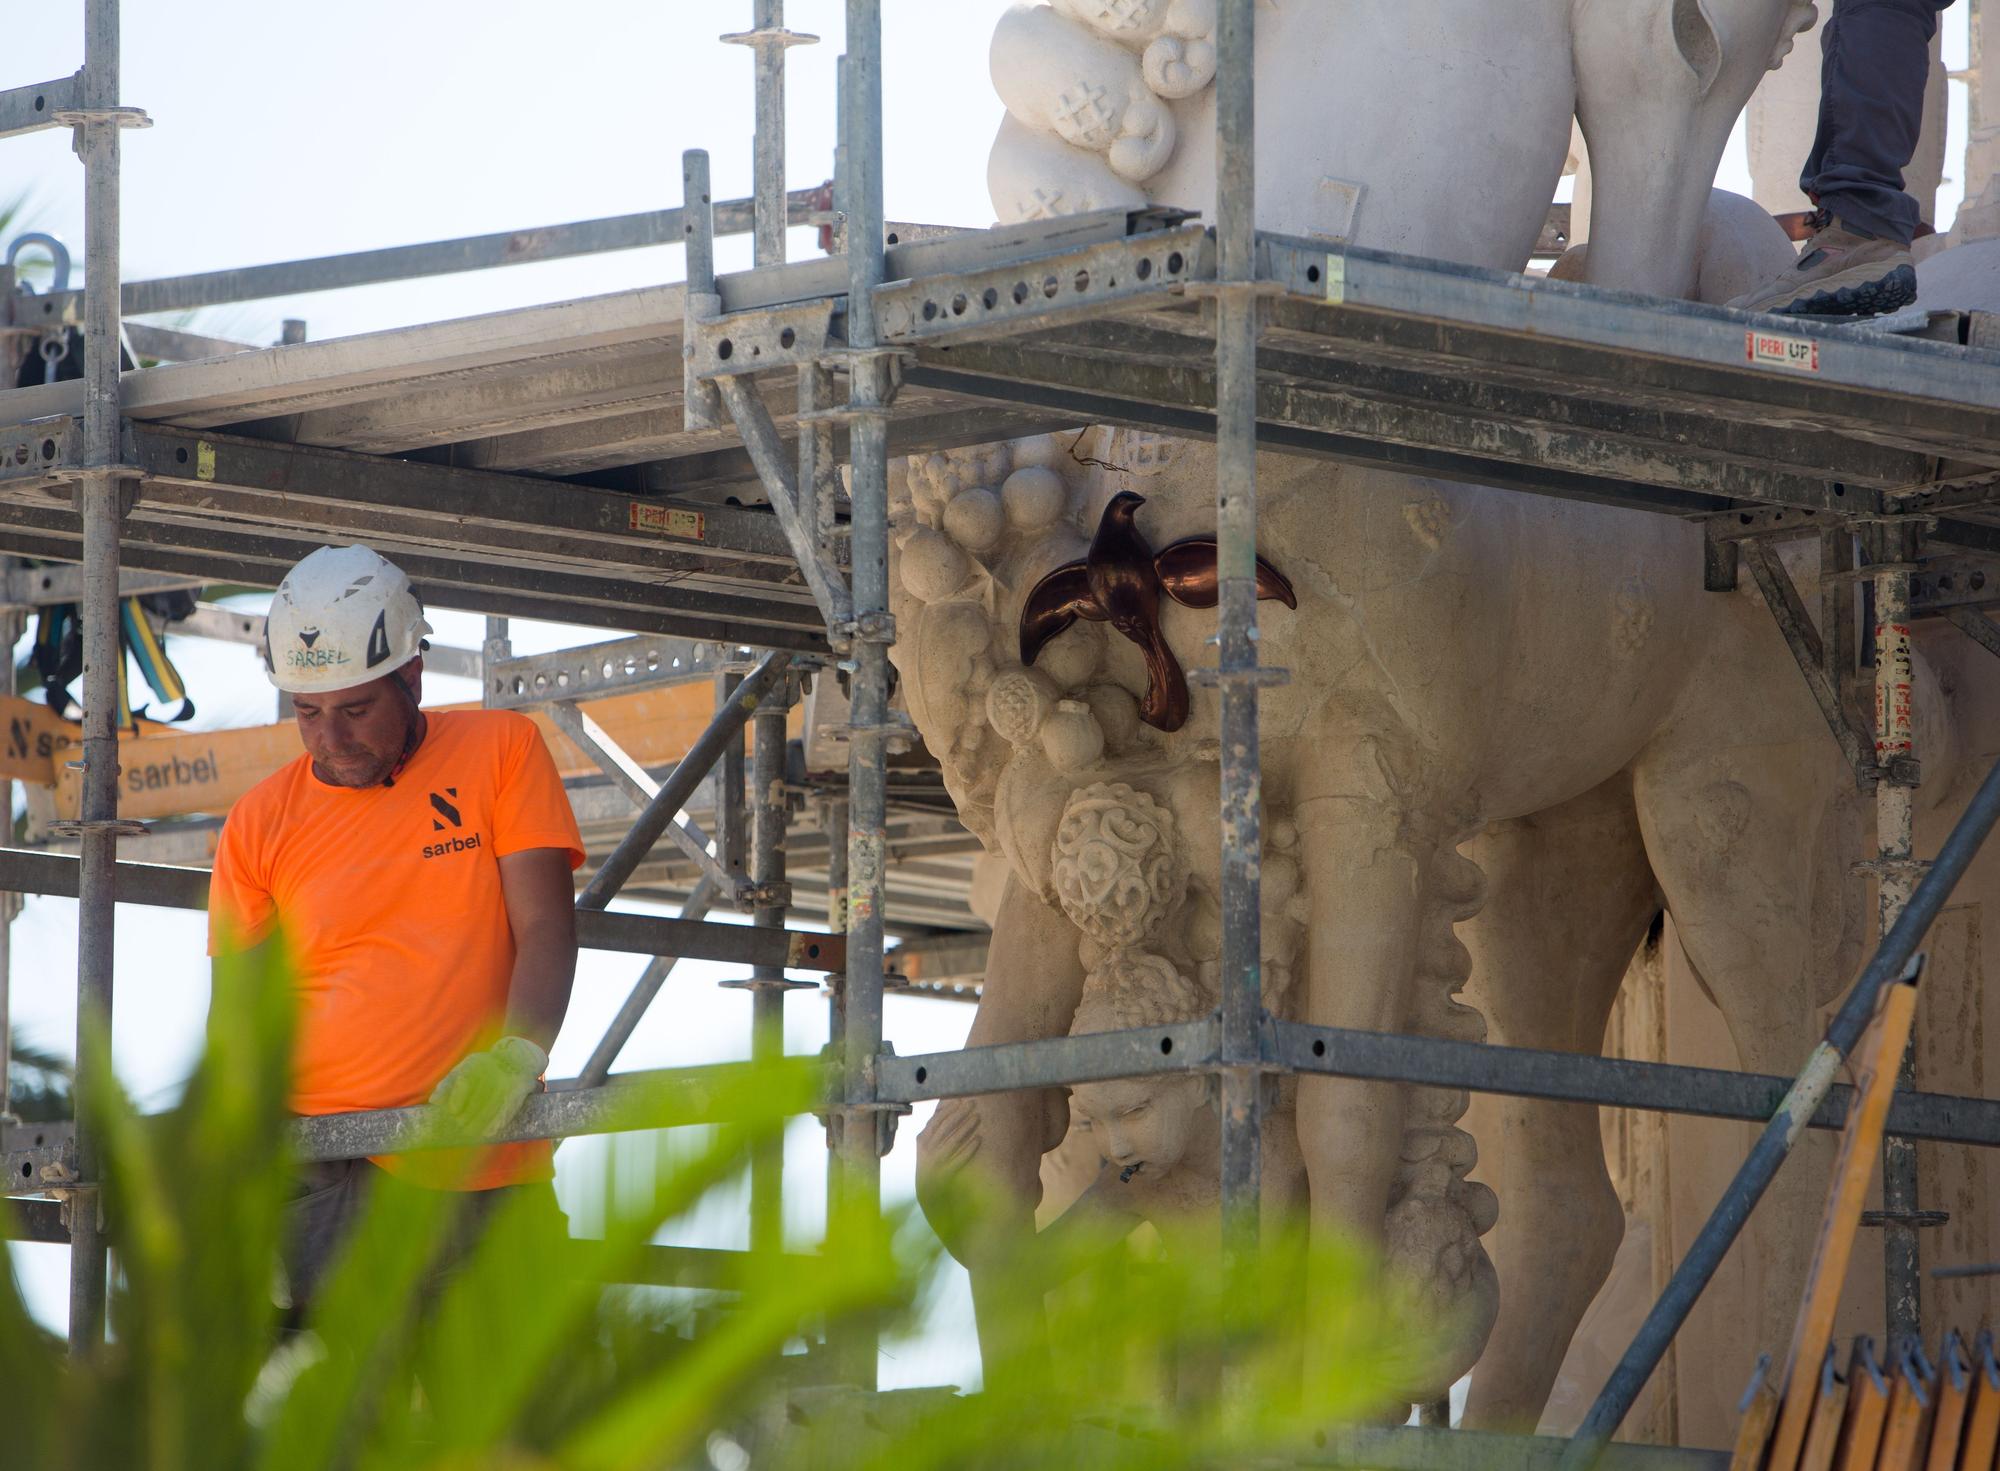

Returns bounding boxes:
[0,697,80,785]
[7,683,791,821]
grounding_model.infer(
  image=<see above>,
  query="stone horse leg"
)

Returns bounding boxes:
[914,873,1083,1377]
[1293,726,1501,1390]
[1628,582,1869,1386]
[1458,773,1661,1431]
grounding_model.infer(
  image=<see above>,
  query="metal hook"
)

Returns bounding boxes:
[5,232,72,293]
[38,329,69,384]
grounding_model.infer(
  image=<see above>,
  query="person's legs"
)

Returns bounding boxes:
[1733,0,1951,315]
[282,1161,568,1325]
[1803,0,1954,243]
[423,1177,568,1297]
[281,1157,378,1328]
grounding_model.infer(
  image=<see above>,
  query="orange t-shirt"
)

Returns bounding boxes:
[207,709,585,1190]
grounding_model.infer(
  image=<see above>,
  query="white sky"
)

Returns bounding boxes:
[0,0,1979,1387]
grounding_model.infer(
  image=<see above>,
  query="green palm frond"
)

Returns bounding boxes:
[7,1031,71,1122]
[1,941,1423,1468]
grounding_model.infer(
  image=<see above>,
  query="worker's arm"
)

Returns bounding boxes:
[496,845,579,1051]
[429,845,578,1134]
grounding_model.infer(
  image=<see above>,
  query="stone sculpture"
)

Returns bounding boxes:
[905,0,1954,1420]
[1021,491,1294,731]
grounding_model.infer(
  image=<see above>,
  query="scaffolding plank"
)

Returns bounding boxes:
[124,425,802,566]
[903,360,1731,519]
[0,502,829,651]
[1260,240,2000,465]
[0,518,824,649]
[908,340,1873,512]
[0,283,694,426]
[1265,237,2000,417]
[1049,315,1932,491]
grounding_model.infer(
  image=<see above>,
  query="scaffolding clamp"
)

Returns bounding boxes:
[718,26,819,49]
[717,973,814,993]
[1860,1209,1950,1228]
[738,878,793,909]
[51,105,150,129]
[34,1160,99,1236]
[835,610,895,648]
[45,818,149,838]
[1853,853,1932,880]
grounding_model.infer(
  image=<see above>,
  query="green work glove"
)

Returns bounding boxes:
[428,1035,548,1137]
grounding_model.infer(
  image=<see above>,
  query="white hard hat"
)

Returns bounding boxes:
[266,544,432,695]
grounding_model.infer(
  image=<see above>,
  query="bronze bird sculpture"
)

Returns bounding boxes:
[1019,491,1297,732]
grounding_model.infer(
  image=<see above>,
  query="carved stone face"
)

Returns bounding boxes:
[1070,1074,1210,1181]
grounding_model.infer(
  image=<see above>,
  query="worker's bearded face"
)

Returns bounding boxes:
[292,665,423,788]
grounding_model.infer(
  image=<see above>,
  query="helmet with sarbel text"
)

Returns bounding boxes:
[265,544,432,695]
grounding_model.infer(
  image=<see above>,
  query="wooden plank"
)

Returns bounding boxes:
[1879,1342,1938,1471]
[1834,1339,1891,1471]
[1800,1349,1852,1471]
[1769,981,1925,1471]
[27,683,801,821]
[1955,1332,2000,1471]
[1733,1354,1780,1471]
[1926,1334,1973,1471]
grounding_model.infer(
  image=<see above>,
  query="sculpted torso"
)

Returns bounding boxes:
[908,0,1928,1419]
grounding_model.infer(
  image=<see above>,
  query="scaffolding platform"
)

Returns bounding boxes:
[0,210,1993,662]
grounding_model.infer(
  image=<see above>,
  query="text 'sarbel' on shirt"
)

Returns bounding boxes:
[209,709,585,1190]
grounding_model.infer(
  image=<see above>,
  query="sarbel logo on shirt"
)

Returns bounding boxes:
[422,785,482,858]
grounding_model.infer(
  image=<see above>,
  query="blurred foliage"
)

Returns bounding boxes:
[6,1030,73,1122]
[2,942,1435,1468]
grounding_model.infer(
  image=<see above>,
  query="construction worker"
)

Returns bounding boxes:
[1733,0,1954,316]
[207,544,584,1315]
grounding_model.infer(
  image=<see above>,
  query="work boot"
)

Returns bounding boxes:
[1728,209,1916,318]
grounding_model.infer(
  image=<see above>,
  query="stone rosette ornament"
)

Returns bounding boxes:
[1051,781,1187,948]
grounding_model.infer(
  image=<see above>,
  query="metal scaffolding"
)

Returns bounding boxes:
[3,1,2000,1464]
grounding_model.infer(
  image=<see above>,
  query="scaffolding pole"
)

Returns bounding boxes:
[1211,0,1266,1269]
[0,574,19,1125]
[835,0,891,1390]
[738,676,803,1256]
[65,0,135,1357]
[717,672,748,889]
[722,0,814,270]
[820,788,850,1219]
[1873,531,1925,1345]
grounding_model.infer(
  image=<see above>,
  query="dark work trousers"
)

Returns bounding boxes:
[1801,0,1955,244]
[281,1156,564,1326]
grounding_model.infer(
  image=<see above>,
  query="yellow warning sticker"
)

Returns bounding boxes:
[195,441,217,481]
[628,503,705,540]
[1745,329,1820,374]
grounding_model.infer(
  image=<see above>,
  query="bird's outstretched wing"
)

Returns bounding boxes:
[1154,538,1297,610]
[1019,561,1103,666]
